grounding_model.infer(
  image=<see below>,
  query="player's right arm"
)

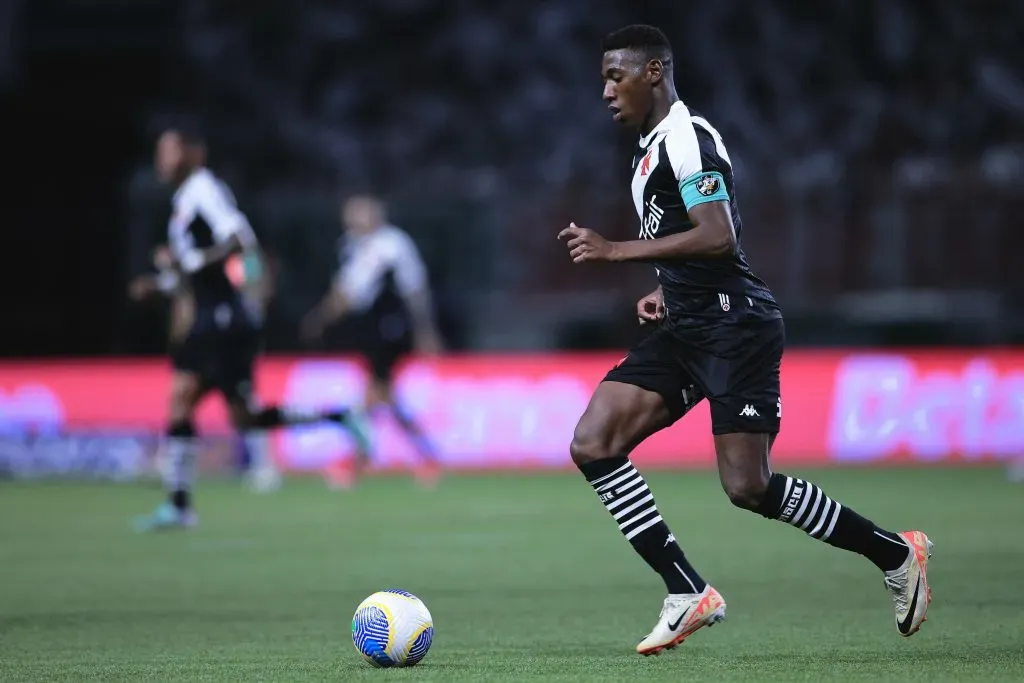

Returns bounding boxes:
[177,176,257,275]
[128,245,184,300]
[390,233,443,355]
[600,123,737,263]
[301,278,352,343]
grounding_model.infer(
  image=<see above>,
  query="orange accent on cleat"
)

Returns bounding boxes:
[324,459,357,490]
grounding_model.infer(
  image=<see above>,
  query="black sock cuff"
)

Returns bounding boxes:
[577,455,630,481]
[253,406,283,429]
[168,419,195,438]
[755,472,790,519]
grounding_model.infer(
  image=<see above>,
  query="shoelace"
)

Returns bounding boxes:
[884,570,910,612]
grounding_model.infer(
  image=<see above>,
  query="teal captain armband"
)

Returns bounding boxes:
[241,251,263,281]
[679,171,729,210]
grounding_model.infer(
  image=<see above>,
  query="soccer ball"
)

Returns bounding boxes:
[352,589,434,667]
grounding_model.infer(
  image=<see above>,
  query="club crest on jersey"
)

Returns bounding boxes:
[696,174,720,197]
[639,149,654,177]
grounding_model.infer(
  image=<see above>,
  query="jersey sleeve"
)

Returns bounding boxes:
[192,176,256,247]
[390,232,428,298]
[663,124,730,210]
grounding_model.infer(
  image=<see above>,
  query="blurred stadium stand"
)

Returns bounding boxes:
[5,0,1023,355]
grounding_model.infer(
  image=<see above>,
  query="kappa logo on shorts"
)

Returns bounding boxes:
[696,174,720,197]
[739,404,760,418]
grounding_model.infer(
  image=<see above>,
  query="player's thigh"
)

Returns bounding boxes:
[702,318,784,436]
[168,370,208,422]
[571,330,703,464]
[696,319,785,498]
[217,331,260,427]
[167,336,210,421]
[363,339,406,408]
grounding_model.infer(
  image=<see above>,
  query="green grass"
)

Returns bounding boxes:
[1,467,1022,682]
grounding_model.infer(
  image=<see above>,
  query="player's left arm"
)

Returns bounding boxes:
[610,198,735,261]
[560,124,736,263]
[393,235,443,354]
[178,179,257,274]
[612,122,735,261]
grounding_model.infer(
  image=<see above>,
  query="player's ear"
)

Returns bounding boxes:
[646,59,665,86]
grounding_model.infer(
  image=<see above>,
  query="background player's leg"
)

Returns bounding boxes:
[571,381,705,595]
[383,381,439,462]
[246,398,372,463]
[225,398,282,494]
[374,374,442,486]
[137,371,205,530]
[367,345,440,469]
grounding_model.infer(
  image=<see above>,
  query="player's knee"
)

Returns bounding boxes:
[168,399,194,424]
[230,404,256,431]
[167,417,195,439]
[569,423,616,466]
[720,469,769,510]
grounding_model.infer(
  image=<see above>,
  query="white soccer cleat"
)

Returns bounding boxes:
[636,585,726,656]
[245,464,282,493]
[884,530,933,637]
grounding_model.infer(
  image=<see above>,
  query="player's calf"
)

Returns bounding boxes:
[571,383,707,598]
[136,417,199,531]
[717,433,911,571]
[715,432,933,635]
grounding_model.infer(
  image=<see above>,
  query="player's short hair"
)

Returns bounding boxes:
[158,117,207,147]
[601,24,673,71]
[173,123,207,148]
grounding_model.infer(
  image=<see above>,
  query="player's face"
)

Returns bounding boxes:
[155,132,185,183]
[343,197,384,236]
[602,49,654,130]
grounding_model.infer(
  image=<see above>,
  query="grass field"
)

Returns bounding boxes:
[1,467,1022,682]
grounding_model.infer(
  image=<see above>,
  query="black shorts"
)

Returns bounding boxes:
[171,326,260,403]
[364,337,411,382]
[604,314,784,435]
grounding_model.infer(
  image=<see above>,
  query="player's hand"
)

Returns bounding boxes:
[557,222,620,263]
[128,275,158,301]
[415,328,444,356]
[637,286,665,325]
[153,245,175,271]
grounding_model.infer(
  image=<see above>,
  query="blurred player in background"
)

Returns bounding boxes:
[134,242,275,486]
[128,127,371,529]
[302,195,443,488]
[559,25,932,653]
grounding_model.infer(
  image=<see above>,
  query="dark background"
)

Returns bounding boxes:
[3,0,1022,357]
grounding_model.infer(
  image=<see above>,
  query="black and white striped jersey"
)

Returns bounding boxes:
[333,225,428,341]
[630,101,779,320]
[169,168,259,328]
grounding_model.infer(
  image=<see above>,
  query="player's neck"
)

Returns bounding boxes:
[639,90,680,136]
[174,165,204,189]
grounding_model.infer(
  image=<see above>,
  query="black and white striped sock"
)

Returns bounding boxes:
[164,419,197,511]
[757,473,910,572]
[581,457,706,595]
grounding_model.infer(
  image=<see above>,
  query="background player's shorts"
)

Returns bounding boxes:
[171,326,260,403]
[604,312,784,435]
[363,336,412,383]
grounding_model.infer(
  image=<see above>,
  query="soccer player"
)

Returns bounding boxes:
[132,243,279,490]
[558,25,933,654]
[130,127,372,529]
[302,195,443,488]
